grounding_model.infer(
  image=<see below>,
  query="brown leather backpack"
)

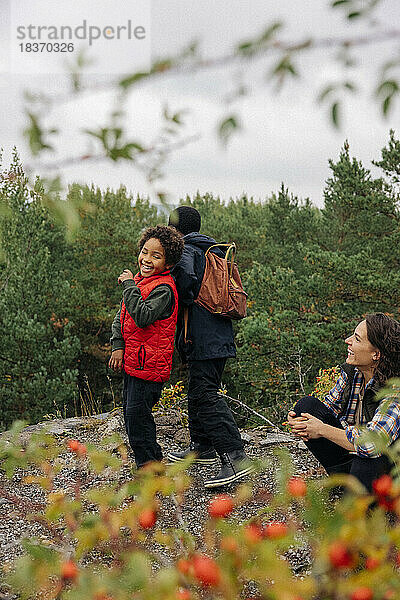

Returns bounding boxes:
[194,242,248,320]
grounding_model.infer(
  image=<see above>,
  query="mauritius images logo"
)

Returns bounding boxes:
[10,0,151,75]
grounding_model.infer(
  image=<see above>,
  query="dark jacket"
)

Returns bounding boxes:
[172,232,236,362]
[339,363,381,422]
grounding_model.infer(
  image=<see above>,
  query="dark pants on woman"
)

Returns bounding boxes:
[293,396,391,493]
[123,373,163,468]
[187,358,243,455]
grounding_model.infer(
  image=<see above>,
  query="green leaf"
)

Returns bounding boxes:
[217,115,241,146]
[157,191,168,205]
[121,552,152,590]
[376,79,398,96]
[22,540,57,562]
[348,10,362,18]
[343,81,356,92]
[119,71,149,89]
[331,101,340,127]
[172,112,185,125]
[85,128,107,143]
[236,41,255,56]
[126,141,145,153]
[23,113,55,156]
[376,79,399,116]
[317,84,336,103]
[331,0,350,5]
[259,22,283,42]
[383,95,392,116]
[272,55,298,79]
[237,22,282,56]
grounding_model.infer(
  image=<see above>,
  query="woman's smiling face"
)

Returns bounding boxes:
[345,320,379,372]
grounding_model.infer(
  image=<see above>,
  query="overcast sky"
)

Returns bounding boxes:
[1,0,399,207]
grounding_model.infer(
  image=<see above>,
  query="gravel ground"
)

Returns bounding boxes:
[0,408,324,599]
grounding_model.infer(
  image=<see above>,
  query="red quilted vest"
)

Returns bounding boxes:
[121,271,178,382]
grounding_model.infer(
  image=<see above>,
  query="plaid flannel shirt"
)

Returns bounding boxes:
[321,367,400,457]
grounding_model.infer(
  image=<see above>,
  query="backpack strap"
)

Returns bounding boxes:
[184,307,189,344]
[205,242,236,278]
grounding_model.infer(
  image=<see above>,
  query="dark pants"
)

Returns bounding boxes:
[123,373,163,468]
[293,396,391,492]
[187,358,243,455]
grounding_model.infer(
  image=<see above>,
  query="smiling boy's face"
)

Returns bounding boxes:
[138,237,170,277]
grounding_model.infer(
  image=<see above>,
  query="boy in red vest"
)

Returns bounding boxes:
[109,225,184,468]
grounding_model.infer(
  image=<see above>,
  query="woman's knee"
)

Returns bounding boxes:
[292,395,321,416]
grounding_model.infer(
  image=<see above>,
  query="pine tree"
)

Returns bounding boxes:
[0,151,80,428]
[373,129,400,188]
[322,142,398,255]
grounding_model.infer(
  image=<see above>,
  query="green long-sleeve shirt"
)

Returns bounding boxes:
[110,279,174,351]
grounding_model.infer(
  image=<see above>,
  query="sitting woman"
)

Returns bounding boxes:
[288,313,400,492]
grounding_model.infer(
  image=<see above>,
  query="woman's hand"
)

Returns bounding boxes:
[287,410,303,427]
[118,269,134,284]
[109,349,124,372]
[290,412,324,441]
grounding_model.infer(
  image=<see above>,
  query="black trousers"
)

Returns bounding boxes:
[292,396,391,492]
[123,373,163,468]
[187,358,243,455]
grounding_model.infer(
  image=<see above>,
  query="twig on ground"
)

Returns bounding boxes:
[219,394,281,430]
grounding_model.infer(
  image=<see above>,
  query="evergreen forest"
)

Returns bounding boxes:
[1,131,400,431]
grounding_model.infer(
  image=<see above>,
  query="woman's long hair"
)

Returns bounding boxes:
[366,313,400,386]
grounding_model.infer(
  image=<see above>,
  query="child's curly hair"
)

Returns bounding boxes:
[138,225,184,267]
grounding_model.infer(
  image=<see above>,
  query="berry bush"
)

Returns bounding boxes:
[1,420,400,600]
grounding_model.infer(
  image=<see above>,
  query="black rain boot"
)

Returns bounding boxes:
[167,441,219,465]
[204,449,254,488]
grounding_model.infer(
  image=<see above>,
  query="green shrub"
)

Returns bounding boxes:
[1,414,400,600]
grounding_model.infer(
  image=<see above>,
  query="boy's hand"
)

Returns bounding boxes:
[109,349,124,372]
[118,269,134,284]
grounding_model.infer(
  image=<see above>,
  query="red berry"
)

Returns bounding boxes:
[67,439,87,457]
[77,443,87,457]
[365,556,380,570]
[220,536,239,553]
[378,496,395,512]
[176,589,191,600]
[138,508,157,529]
[208,494,234,518]
[350,587,373,600]
[287,476,307,498]
[192,555,221,587]
[372,474,392,497]
[244,523,263,543]
[61,559,78,581]
[176,558,191,574]
[67,439,80,452]
[328,541,353,569]
[263,521,288,540]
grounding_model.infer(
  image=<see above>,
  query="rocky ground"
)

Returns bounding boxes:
[0,408,324,599]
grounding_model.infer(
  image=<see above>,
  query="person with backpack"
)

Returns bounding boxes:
[287,313,400,492]
[167,205,253,488]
